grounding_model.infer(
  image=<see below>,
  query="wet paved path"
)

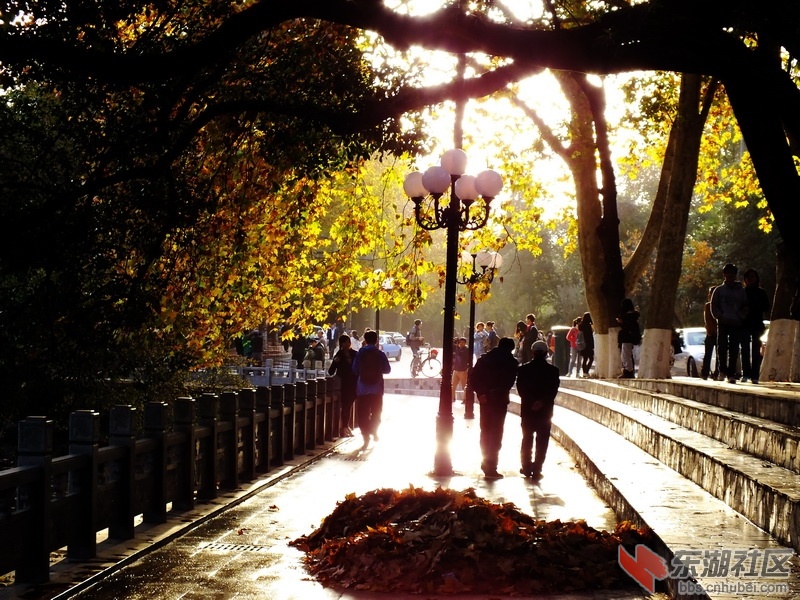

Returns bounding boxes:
[64,394,652,599]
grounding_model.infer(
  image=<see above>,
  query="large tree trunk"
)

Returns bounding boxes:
[722,63,800,381]
[558,74,625,378]
[639,75,715,379]
[760,244,800,382]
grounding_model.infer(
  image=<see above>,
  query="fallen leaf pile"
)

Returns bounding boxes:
[290,486,658,595]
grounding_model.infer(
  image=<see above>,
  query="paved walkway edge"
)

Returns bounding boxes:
[12,439,351,600]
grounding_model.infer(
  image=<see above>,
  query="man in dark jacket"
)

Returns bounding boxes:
[520,313,539,363]
[616,298,641,378]
[328,335,358,437]
[515,341,560,481]
[468,337,518,479]
[711,263,749,384]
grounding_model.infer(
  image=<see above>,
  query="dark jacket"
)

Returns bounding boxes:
[617,310,641,345]
[578,319,594,351]
[520,325,539,363]
[744,285,770,334]
[291,336,309,366]
[469,346,518,405]
[453,344,470,372]
[711,281,748,327]
[328,348,358,396]
[516,356,560,419]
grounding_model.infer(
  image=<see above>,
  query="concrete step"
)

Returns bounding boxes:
[551,385,800,554]
[561,379,800,473]
[613,378,800,428]
[537,404,800,600]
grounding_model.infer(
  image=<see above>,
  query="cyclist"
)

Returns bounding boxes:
[407,319,424,358]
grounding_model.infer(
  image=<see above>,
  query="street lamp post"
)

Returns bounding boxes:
[458,250,503,419]
[403,149,503,476]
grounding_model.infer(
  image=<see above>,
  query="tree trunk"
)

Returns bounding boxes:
[639,75,713,379]
[557,73,625,378]
[760,244,800,382]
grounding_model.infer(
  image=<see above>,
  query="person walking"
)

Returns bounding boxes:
[701,286,719,380]
[468,337,519,480]
[566,317,582,377]
[485,321,499,352]
[515,340,560,481]
[327,320,345,359]
[451,337,470,403]
[578,312,595,377]
[711,263,749,384]
[741,268,770,384]
[349,330,362,351]
[520,314,539,363]
[328,335,357,437]
[616,298,641,378]
[352,330,391,451]
[513,320,527,362]
[290,332,309,369]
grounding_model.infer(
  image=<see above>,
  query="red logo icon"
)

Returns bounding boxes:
[618,544,669,593]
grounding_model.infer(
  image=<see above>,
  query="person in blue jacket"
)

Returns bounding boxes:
[352,329,391,451]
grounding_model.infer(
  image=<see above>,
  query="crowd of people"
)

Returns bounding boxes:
[298,261,773,482]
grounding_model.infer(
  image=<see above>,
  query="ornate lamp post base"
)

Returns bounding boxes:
[431,412,455,476]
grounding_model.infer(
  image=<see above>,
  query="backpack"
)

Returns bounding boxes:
[576,331,586,351]
[358,348,382,384]
[406,332,412,344]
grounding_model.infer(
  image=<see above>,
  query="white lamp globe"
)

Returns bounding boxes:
[460,249,475,264]
[475,250,494,269]
[421,165,451,194]
[454,174,478,200]
[475,169,503,198]
[403,171,427,197]
[440,148,468,176]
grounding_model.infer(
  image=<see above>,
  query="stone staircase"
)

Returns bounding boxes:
[533,377,800,600]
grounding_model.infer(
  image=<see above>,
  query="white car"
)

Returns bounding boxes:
[382,331,406,346]
[378,335,403,361]
[672,323,769,378]
[671,327,710,378]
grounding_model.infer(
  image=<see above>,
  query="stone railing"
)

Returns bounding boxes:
[0,376,340,585]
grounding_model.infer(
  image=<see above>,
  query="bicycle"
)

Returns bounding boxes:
[410,343,442,378]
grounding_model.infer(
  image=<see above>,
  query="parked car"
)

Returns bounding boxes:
[671,327,710,377]
[673,322,769,378]
[382,331,406,346]
[378,334,403,361]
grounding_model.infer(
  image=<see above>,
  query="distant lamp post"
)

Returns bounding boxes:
[403,149,503,476]
[458,249,503,419]
[363,269,393,338]
[375,270,394,338]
